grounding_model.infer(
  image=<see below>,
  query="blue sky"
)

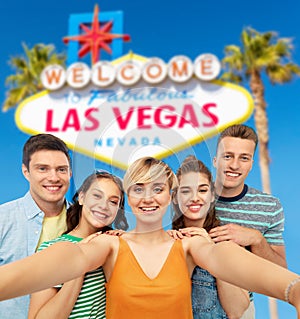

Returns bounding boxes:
[1,1,300,317]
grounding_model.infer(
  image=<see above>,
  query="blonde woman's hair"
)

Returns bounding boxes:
[123,157,177,194]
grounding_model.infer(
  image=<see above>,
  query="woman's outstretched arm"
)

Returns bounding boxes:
[0,235,113,301]
[177,226,250,318]
[187,236,300,314]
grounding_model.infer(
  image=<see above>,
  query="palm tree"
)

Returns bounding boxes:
[3,43,66,111]
[221,27,300,319]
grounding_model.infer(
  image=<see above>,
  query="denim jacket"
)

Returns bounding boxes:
[192,266,228,319]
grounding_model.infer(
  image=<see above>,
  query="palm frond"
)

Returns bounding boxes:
[221,26,300,86]
[220,72,243,84]
[3,43,66,111]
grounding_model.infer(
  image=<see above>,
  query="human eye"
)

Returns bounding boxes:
[153,186,163,194]
[93,193,102,199]
[132,185,144,194]
[37,166,47,172]
[180,188,191,195]
[240,155,251,162]
[109,198,120,206]
[58,167,69,174]
[223,154,232,160]
[199,187,209,193]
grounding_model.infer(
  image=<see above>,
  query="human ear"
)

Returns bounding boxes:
[249,159,254,172]
[171,189,178,205]
[210,190,216,204]
[22,164,30,181]
[78,192,84,206]
[213,157,217,168]
[172,194,178,205]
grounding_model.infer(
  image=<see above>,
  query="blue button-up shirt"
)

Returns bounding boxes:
[0,192,65,319]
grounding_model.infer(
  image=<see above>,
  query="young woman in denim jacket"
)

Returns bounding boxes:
[171,156,250,319]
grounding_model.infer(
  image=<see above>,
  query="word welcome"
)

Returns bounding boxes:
[41,54,221,90]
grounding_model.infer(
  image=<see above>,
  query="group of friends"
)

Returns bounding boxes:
[0,124,299,319]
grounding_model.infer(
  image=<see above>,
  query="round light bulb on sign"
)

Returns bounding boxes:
[66,62,91,89]
[116,61,142,86]
[142,58,167,84]
[194,54,221,81]
[168,55,194,83]
[91,61,116,87]
[41,65,66,90]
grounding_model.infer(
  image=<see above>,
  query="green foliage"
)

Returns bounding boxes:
[221,27,300,84]
[3,43,66,111]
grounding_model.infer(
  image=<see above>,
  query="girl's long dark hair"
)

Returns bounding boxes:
[171,155,220,232]
[64,171,128,234]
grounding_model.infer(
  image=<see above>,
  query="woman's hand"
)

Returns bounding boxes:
[179,227,213,243]
[167,228,212,242]
[166,229,185,240]
[81,232,102,244]
[105,229,125,236]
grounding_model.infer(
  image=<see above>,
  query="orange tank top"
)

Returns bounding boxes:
[105,237,193,319]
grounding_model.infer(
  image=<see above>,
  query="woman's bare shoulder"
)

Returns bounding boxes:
[78,233,120,252]
[92,233,120,245]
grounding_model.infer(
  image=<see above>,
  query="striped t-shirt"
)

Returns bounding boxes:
[38,234,106,319]
[215,185,285,302]
[215,185,285,246]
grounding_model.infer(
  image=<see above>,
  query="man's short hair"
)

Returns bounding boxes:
[22,134,71,169]
[217,124,258,151]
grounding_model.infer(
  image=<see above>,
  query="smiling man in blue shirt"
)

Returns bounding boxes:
[0,133,72,319]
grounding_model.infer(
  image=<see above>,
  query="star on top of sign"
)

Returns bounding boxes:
[63,4,131,64]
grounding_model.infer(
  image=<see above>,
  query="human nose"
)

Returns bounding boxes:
[142,188,154,202]
[190,190,200,202]
[97,197,109,210]
[228,157,239,170]
[47,169,60,181]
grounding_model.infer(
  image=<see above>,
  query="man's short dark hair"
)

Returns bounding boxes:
[22,134,71,169]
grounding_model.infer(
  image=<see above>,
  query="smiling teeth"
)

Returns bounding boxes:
[141,207,156,211]
[93,212,109,218]
[226,172,239,177]
[46,186,60,190]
